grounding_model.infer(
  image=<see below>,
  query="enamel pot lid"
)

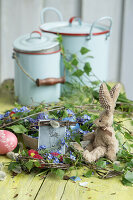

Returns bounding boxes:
[13,31,60,54]
[40,16,112,40]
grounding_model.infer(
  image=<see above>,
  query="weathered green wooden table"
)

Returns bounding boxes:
[0,82,133,200]
[0,155,133,200]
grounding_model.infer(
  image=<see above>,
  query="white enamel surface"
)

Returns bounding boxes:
[13,32,59,52]
[14,52,61,105]
[40,21,108,34]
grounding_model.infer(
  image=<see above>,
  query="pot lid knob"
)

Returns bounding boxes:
[69,16,82,26]
[30,31,42,39]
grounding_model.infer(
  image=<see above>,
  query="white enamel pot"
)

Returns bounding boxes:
[13,31,65,105]
[40,8,112,86]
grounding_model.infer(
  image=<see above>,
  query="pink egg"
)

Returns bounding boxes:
[0,130,18,154]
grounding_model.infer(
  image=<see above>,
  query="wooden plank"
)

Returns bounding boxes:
[0,156,44,200]
[35,173,67,200]
[60,168,133,200]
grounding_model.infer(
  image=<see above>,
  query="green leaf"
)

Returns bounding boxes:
[123,141,131,152]
[63,59,73,71]
[126,159,133,168]
[113,164,123,172]
[122,177,133,186]
[96,160,106,168]
[124,171,133,183]
[72,69,84,77]
[130,120,133,126]
[69,166,76,171]
[56,34,63,43]
[62,110,69,118]
[80,47,90,55]
[21,150,28,156]
[8,162,18,171]
[63,157,71,164]
[12,112,23,118]
[72,54,77,59]
[83,170,93,178]
[9,124,28,133]
[117,149,133,162]
[91,81,100,86]
[55,169,65,179]
[84,62,92,76]
[88,55,94,58]
[24,160,34,171]
[74,135,81,145]
[124,132,133,140]
[71,58,78,66]
[115,132,125,145]
[34,161,41,168]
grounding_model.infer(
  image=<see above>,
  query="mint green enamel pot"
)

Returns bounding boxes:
[13,31,64,105]
[40,9,112,85]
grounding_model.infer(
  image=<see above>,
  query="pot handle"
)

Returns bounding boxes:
[40,7,63,24]
[13,52,65,86]
[69,17,82,26]
[87,16,112,40]
[36,77,65,86]
[30,31,42,39]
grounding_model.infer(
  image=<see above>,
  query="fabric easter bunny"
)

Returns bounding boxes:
[72,83,121,162]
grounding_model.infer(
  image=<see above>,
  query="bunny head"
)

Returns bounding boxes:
[94,83,121,128]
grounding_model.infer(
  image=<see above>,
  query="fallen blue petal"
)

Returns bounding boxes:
[70,176,81,182]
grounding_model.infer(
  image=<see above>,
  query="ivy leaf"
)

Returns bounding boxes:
[71,58,78,66]
[9,124,28,133]
[63,59,73,71]
[83,170,93,178]
[84,62,92,76]
[80,47,90,55]
[72,69,84,77]
[24,160,34,171]
[96,159,106,168]
[72,54,77,59]
[57,34,63,43]
[124,171,133,184]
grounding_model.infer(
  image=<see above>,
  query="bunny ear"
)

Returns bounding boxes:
[99,83,112,111]
[109,83,121,103]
